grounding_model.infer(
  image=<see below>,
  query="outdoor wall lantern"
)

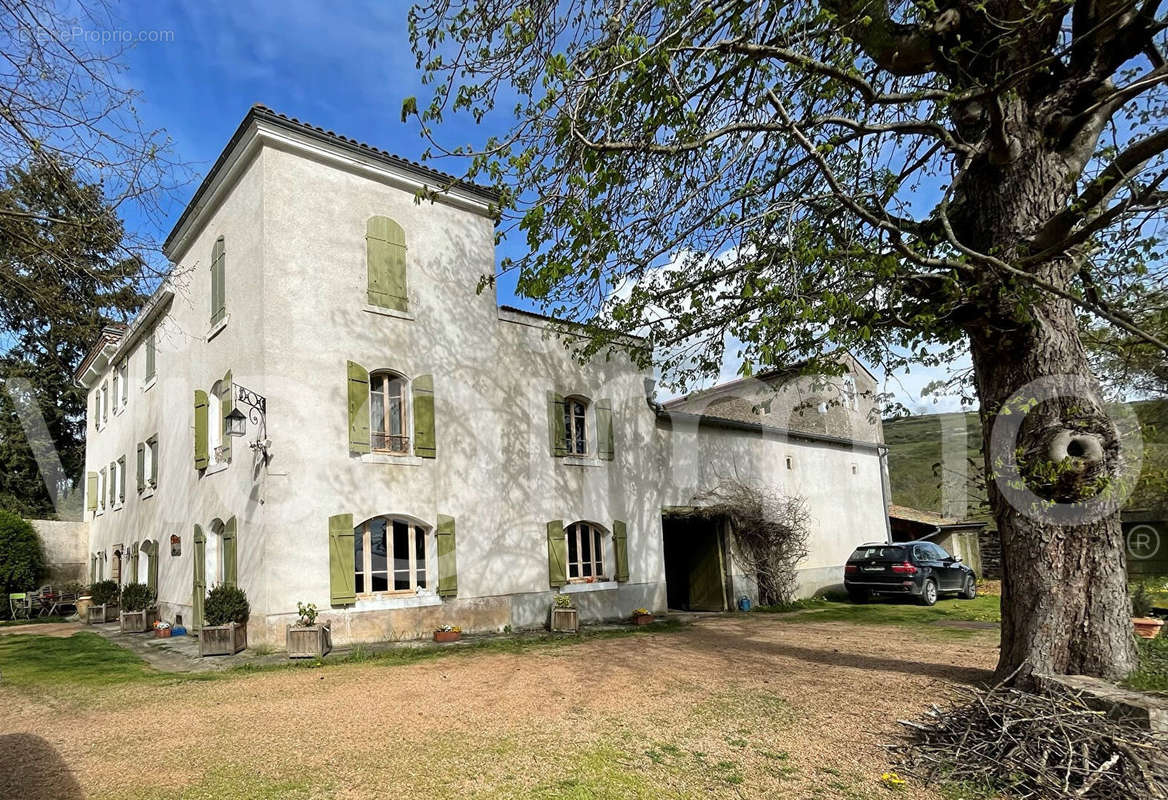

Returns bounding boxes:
[225,382,271,464]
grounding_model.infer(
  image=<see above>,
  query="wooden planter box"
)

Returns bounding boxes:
[632,613,654,626]
[120,608,160,633]
[199,622,248,656]
[550,607,579,633]
[86,603,119,624]
[287,623,332,658]
[433,630,461,643]
[1133,617,1164,639]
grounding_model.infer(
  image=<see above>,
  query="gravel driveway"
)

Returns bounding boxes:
[0,614,997,799]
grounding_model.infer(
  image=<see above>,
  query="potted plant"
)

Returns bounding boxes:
[631,608,654,625]
[287,601,332,658]
[119,582,158,632]
[1131,582,1164,639]
[199,583,250,656]
[433,624,462,643]
[153,620,172,638]
[86,580,120,624]
[550,594,578,633]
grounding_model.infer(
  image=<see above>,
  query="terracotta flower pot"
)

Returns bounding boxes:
[433,630,461,643]
[1133,617,1164,639]
[633,613,654,626]
[154,627,172,638]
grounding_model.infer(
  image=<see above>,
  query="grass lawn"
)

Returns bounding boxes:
[0,615,999,800]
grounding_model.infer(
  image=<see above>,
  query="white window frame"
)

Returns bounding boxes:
[146,436,158,488]
[566,521,606,582]
[564,396,589,456]
[369,371,411,455]
[208,382,229,466]
[119,362,128,409]
[97,468,107,512]
[354,516,429,596]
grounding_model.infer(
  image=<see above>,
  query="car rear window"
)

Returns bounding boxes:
[849,546,905,562]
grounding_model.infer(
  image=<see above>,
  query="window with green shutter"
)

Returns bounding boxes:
[329,513,356,605]
[86,472,98,511]
[597,399,614,460]
[194,390,209,469]
[129,543,139,583]
[144,540,158,595]
[366,216,408,311]
[612,520,629,582]
[210,236,226,324]
[220,369,234,463]
[117,456,126,503]
[193,525,206,630]
[347,361,371,454]
[145,330,156,381]
[547,392,568,456]
[136,443,145,493]
[147,435,158,487]
[223,516,238,588]
[437,514,457,597]
[546,520,567,587]
[413,374,436,458]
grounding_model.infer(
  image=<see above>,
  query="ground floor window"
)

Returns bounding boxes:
[354,517,428,594]
[566,522,605,580]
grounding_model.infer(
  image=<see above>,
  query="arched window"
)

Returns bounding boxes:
[370,371,409,454]
[354,516,428,594]
[566,521,605,580]
[564,396,589,455]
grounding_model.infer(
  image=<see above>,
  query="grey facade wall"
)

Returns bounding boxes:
[28,519,88,584]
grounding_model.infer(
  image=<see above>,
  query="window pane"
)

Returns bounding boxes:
[393,521,410,589]
[354,526,365,593]
[415,527,427,588]
[371,573,388,592]
[371,381,386,435]
[567,525,579,578]
[593,529,604,576]
[389,394,402,437]
[370,518,387,575]
[580,526,592,576]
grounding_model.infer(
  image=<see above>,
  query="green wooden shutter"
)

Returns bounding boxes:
[347,361,371,454]
[414,374,436,458]
[547,392,568,456]
[118,456,126,503]
[146,540,158,596]
[221,369,233,462]
[211,237,226,324]
[136,443,145,492]
[613,520,629,582]
[437,514,457,597]
[223,516,238,588]
[329,513,356,605]
[129,543,139,583]
[194,390,209,469]
[86,472,98,511]
[89,554,96,583]
[597,399,614,461]
[546,520,567,587]
[193,525,206,630]
[366,216,408,311]
[145,331,156,380]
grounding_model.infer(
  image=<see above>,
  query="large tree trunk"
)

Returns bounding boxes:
[968,293,1137,687]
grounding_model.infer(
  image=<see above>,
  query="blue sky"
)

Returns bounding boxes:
[105,0,964,412]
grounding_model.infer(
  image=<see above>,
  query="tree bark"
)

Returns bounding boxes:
[968,294,1137,687]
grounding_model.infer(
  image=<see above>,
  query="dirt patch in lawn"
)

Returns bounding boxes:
[0,615,998,799]
[0,621,84,638]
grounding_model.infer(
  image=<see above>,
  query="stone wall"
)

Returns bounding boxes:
[978,528,1002,579]
[28,519,88,584]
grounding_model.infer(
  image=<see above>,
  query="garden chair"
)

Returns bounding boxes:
[8,593,32,619]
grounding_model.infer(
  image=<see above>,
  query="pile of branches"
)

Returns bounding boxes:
[892,683,1168,799]
[695,479,809,605]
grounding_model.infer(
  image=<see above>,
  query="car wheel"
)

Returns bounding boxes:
[847,588,869,604]
[960,575,977,600]
[919,579,938,606]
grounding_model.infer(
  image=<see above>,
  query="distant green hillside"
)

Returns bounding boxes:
[884,398,1168,523]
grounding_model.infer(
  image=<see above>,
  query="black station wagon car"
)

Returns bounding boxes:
[843,541,977,606]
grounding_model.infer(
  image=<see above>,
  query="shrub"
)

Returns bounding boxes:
[204,583,249,626]
[89,579,120,606]
[120,582,153,612]
[1131,581,1155,618]
[0,510,45,600]
[553,593,573,609]
[295,601,318,627]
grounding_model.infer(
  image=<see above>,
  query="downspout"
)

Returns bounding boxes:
[878,444,894,544]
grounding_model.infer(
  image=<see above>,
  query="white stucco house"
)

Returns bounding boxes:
[75,106,891,647]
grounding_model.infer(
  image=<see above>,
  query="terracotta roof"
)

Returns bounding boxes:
[73,324,128,383]
[889,504,984,528]
[163,104,500,253]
